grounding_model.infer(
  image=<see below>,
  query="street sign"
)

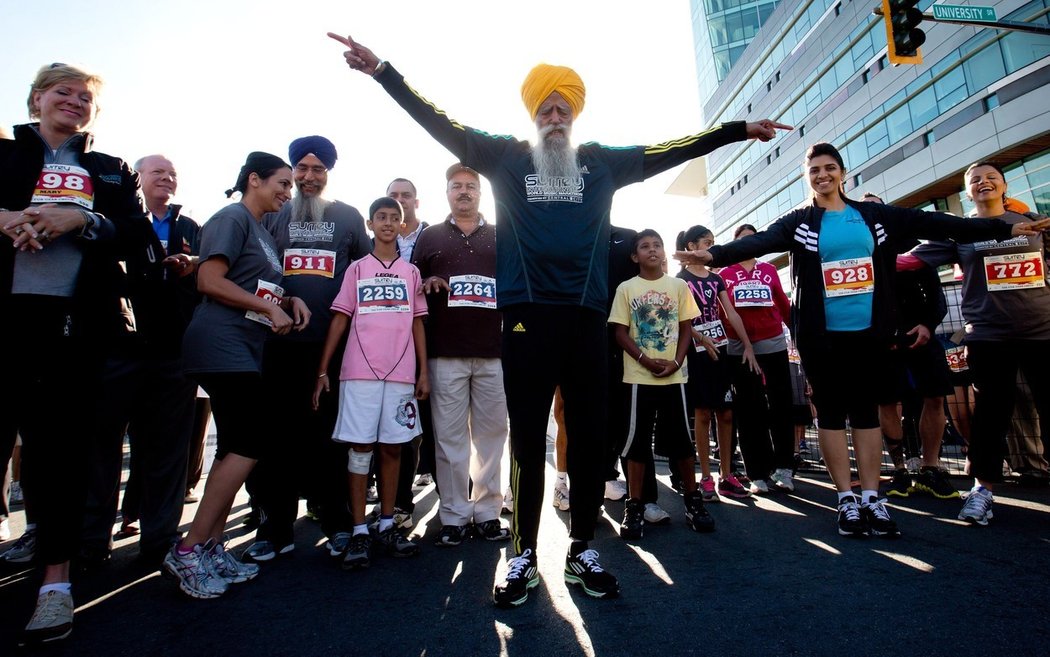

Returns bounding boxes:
[931,4,997,22]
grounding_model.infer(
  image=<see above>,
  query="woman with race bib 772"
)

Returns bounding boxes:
[676,143,1048,538]
[899,161,1050,527]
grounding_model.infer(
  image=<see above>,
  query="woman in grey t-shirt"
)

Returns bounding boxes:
[908,162,1050,526]
[164,152,310,599]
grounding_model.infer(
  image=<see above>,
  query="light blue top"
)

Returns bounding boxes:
[819,205,874,331]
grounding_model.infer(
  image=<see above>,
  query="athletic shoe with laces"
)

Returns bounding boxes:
[326,532,353,557]
[1,527,36,563]
[366,506,414,530]
[620,498,645,539]
[771,468,795,492]
[837,496,868,537]
[552,483,571,511]
[414,473,434,487]
[474,519,511,542]
[342,532,372,570]
[604,479,627,501]
[643,502,671,525]
[717,474,751,499]
[699,476,719,502]
[492,549,538,608]
[374,526,420,557]
[564,549,620,599]
[242,539,294,563]
[162,543,228,599]
[750,478,770,494]
[861,497,900,537]
[958,486,994,526]
[913,467,960,499]
[436,524,468,547]
[19,589,73,646]
[211,542,260,583]
[684,491,716,532]
[886,469,912,498]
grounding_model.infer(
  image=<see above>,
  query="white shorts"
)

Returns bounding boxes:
[332,380,422,445]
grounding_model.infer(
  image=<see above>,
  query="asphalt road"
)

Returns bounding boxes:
[2,457,1050,657]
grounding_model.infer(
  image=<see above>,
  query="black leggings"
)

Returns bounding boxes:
[798,331,884,431]
[502,304,606,554]
[731,349,795,478]
[966,340,1050,483]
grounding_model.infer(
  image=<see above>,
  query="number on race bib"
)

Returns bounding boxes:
[447,274,497,309]
[822,257,874,298]
[983,252,1045,292]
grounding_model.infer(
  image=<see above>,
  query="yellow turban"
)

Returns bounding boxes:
[520,63,586,120]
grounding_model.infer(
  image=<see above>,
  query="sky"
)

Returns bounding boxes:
[2,0,723,246]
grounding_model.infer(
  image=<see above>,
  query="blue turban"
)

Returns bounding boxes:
[288,135,338,170]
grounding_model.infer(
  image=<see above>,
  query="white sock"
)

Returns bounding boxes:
[40,582,72,596]
[861,489,878,504]
[378,517,394,532]
[353,524,369,536]
[556,472,568,485]
[837,491,856,504]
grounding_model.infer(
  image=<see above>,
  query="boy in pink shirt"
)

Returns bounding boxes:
[314,197,429,568]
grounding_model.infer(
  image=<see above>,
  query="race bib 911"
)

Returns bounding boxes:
[32,164,94,209]
[447,274,496,309]
[283,248,336,278]
[357,277,409,314]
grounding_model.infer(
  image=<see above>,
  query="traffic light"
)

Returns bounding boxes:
[882,0,926,65]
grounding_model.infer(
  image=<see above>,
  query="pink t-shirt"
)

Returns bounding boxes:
[331,254,427,384]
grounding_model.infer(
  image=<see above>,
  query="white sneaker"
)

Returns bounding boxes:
[19,589,74,645]
[414,473,434,487]
[643,503,671,525]
[750,479,770,494]
[501,487,514,515]
[771,468,795,492]
[604,479,627,501]
[552,483,570,511]
[0,518,10,541]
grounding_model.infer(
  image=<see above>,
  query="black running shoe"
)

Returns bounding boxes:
[837,496,868,537]
[493,549,539,608]
[620,498,644,539]
[684,491,715,533]
[862,497,901,537]
[886,469,912,498]
[374,526,420,558]
[912,467,960,499]
[564,549,619,599]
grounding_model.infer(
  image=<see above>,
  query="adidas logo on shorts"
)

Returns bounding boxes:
[512,323,526,333]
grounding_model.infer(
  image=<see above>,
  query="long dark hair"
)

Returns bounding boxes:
[805,142,848,200]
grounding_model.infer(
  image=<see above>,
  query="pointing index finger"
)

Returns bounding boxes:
[327,32,354,48]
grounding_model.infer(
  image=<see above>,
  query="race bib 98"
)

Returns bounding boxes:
[983,252,1045,292]
[448,274,496,309]
[821,257,874,298]
[32,164,95,209]
[357,277,409,314]
[246,280,284,326]
[284,248,336,278]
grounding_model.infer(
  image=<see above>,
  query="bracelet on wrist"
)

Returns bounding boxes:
[673,358,681,369]
[318,373,329,379]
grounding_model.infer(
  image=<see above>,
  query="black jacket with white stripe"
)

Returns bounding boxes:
[706,197,1014,350]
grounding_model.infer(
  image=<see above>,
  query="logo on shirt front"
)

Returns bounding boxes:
[972,235,1030,251]
[524,174,584,204]
[258,237,282,274]
[288,221,335,243]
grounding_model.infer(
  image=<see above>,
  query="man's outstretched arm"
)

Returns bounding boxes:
[642,119,792,179]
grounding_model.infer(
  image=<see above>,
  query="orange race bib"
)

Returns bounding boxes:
[32,164,94,209]
[245,280,284,326]
[983,252,1045,292]
[283,248,336,278]
[945,345,968,374]
[822,257,874,297]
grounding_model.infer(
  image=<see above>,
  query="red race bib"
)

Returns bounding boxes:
[32,164,95,209]
[822,257,874,297]
[983,252,1045,292]
[283,248,336,278]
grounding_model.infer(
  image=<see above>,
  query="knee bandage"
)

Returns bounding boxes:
[347,449,373,475]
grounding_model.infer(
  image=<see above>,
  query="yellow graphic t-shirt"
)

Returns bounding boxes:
[609,274,699,385]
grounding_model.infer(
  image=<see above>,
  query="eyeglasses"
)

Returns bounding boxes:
[295,164,327,175]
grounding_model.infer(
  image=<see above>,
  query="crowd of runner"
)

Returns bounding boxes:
[2,36,1049,647]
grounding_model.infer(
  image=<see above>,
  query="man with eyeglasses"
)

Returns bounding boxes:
[412,163,509,547]
[243,135,371,562]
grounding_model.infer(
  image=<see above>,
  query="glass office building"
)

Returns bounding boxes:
[678,0,1050,259]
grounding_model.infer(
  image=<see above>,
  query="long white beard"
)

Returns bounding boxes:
[531,126,580,182]
[291,194,331,222]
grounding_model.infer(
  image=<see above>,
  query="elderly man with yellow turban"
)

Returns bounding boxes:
[329,31,790,609]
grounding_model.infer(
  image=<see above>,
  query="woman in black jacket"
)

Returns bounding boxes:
[676,142,1046,538]
[0,62,150,646]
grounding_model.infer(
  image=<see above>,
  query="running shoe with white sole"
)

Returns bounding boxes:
[771,468,795,492]
[861,497,900,537]
[19,590,74,646]
[564,549,619,599]
[717,474,750,499]
[604,479,627,501]
[552,483,570,511]
[493,549,539,608]
[163,543,228,599]
[837,496,868,537]
[958,486,994,526]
